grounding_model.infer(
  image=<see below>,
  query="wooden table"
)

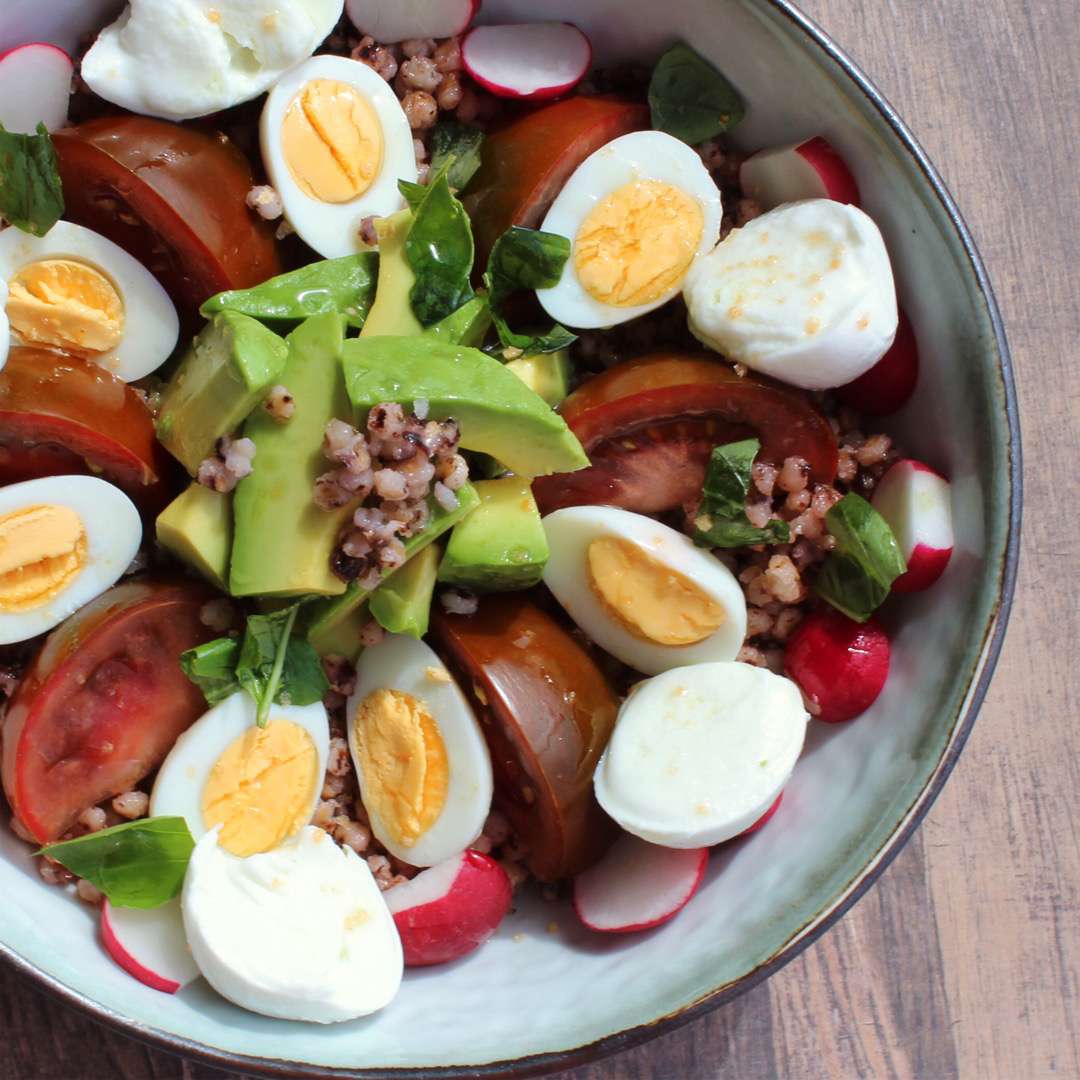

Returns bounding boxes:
[2,0,1076,1076]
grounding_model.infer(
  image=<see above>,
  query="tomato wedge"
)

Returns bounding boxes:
[463,96,649,269]
[533,353,839,515]
[0,348,175,512]
[54,116,281,315]
[430,596,618,882]
[2,581,223,844]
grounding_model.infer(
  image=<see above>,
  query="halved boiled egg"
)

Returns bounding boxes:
[0,221,179,382]
[346,634,493,867]
[261,55,418,259]
[151,692,330,858]
[537,130,723,329]
[542,506,746,676]
[0,475,141,645]
[0,278,8,373]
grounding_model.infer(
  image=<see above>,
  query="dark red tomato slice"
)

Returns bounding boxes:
[533,352,839,515]
[53,116,281,315]
[463,96,649,270]
[430,595,619,882]
[0,348,175,512]
[2,581,223,843]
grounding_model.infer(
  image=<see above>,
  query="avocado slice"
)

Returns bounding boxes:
[155,482,232,590]
[505,349,572,408]
[437,477,548,592]
[361,210,423,337]
[230,313,354,598]
[369,543,440,638]
[426,296,492,348]
[156,311,289,476]
[343,337,587,478]
[200,254,377,330]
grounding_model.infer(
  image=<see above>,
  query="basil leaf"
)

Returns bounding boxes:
[40,818,195,909]
[483,226,577,354]
[180,637,240,704]
[398,179,427,212]
[0,122,64,236]
[277,635,328,708]
[648,43,745,144]
[693,439,791,548]
[814,493,906,621]
[430,122,485,191]
[402,167,475,326]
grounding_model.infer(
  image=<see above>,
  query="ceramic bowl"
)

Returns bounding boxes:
[0,0,1019,1075]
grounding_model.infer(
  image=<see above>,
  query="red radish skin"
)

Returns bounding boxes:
[836,309,919,415]
[385,851,511,967]
[345,0,480,43]
[785,611,890,724]
[0,43,73,133]
[739,136,860,210]
[461,23,592,101]
[738,793,783,837]
[573,833,707,934]
[872,459,954,592]
[101,899,199,995]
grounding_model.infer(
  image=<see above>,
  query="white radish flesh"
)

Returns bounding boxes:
[345,0,480,43]
[739,136,859,210]
[101,898,199,995]
[461,23,591,100]
[0,43,73,133]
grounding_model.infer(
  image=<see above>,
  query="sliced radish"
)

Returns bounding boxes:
[385,850,511,967]
[785,610,890,724]
[101,898,199,995]
[872,459,954,592]
[345,0,480,43]
[740,136,859,210]
[738,792,783,837]
[461,23,592,101]
[0,43,73,134]
[573,832,707,934]
[835,308,919,415]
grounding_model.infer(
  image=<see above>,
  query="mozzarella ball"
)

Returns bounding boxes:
[261,55,417,259]
[541,506,746,676]
[346,634,493,868]
[0,221,179,381]
[537,131,723,329]
[151,693,330,858]
[182,826,403,1023]
[684,199,898,389]
[595,663,808,848]
[0,476,141,645]
[82,0,344,120]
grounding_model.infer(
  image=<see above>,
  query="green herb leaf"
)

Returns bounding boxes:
[179,637,241,704]
[398,179,427,213]
[648,43,745,144]
[0,122,64,236]
[40,818,195,909]
[429,122,485,191]
[483,226,577,354]
[693,439,791,548]
[814,493,907,621]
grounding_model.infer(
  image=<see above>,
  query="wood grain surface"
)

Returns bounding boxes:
[1,0,1076,1077]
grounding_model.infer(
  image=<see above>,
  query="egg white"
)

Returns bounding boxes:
[541,505,747,676]
[0,221,179,382]
[0,278,8,373]
[0,476,142,646]
[261,55,417,260]
[537,130,723,330]
[346,634,493,867]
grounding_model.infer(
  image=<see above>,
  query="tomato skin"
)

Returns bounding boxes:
[430,596,619,882]
[533,353,839,515]
[2,581,223,843]
[54,116,281,315]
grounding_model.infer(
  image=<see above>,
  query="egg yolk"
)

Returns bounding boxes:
[0,504,87,612]
[202,720,320,858]
[282,78,383,204]
[573,180,704,307]
[353,688,449,850]
[586,536,726,646]
[6,259,124,355]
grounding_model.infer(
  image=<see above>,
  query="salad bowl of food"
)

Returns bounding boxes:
[0,0,1018,1075]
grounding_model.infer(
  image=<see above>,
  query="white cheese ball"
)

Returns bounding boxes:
[684,200,898,390]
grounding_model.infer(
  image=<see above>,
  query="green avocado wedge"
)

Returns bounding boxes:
[343,337,588,478]
[362,210,423,338]
[505,348,572,408]
[425,295,492,348]
[369,543,440,639]
[155,483,231,591]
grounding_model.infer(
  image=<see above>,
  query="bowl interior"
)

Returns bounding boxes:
[0,0,1014,1074]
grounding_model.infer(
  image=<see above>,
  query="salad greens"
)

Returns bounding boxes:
[814,493,907,621]
[648,43,746,144]
[693,439,790,548]
[39,818,195,909]
[0,122,64,237]
[429,121,485,192]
